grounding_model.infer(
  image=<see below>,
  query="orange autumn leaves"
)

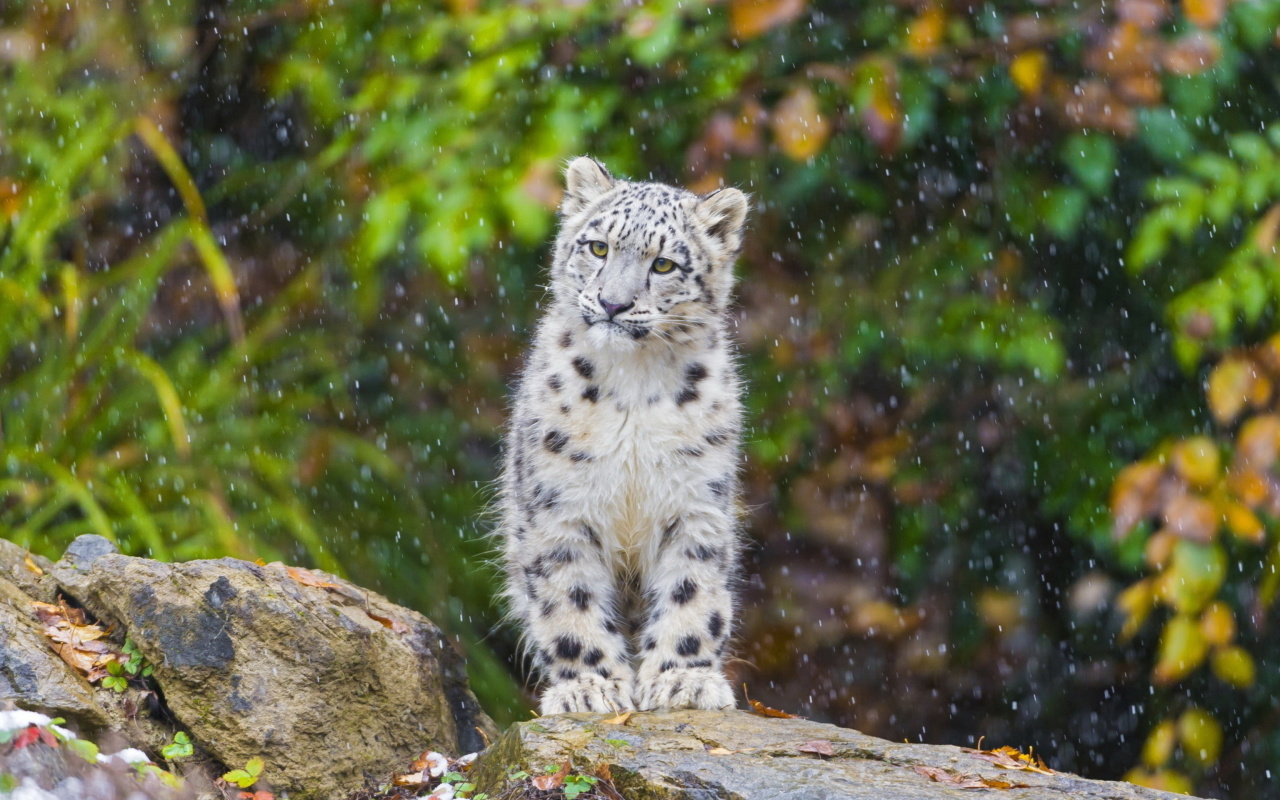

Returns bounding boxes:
[1109,339,1280,694]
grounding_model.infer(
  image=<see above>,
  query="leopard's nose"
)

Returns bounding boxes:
[599,296,634,319]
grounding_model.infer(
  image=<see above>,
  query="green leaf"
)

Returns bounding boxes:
[66,738,100,762]
[1041,186,1088,239]
[222,769,255,788]
[1139,108,1195,164]
[1062,133,1116,196]
[245,756,265,778]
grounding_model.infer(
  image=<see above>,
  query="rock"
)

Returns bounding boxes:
[47,540,496,800]
[58,535,119,571]
[471,710,1197,800]
[0,538,55,601]
[0,575,109,731]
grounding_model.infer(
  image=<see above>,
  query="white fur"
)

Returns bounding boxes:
[499,158,749,713]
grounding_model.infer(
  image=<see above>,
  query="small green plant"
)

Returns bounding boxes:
[563,772,598,800]
[121,639,155,678]
[222,756,265,788]
[161,731,193,760]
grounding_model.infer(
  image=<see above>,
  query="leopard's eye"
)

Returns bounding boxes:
[651,257,677,274]
[588,241,609,258]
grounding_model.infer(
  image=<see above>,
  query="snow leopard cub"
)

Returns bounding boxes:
[499,157,749,714]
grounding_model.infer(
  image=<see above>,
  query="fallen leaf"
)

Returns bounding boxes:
[963,745,1056,775]
[531,761,569,791]
[707,747,735,755]
[412,751,450,778]
[13,725,58,750]
[392,770,429,787]
[914,765,1026,788]
[604,710,633,725]
[743,685,802,718]
[23,554,44,576]
[284,566,342,590]
[365,610,410,634]
[798,739,834,757]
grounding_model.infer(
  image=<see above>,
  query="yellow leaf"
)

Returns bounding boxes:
[1207,357,1254,425]
[1124,767,1195,794]
[1177,707,1222,766]
[1223,502,1265,544]
[771,87,831,162]
[1183,0,1225,28]
[1160,540,1225,614]
[1211,645,1256,688]
[1144,529,1177,569]
[604,710,634,725]
[906,6,947,57]
[1111,461,1163,538]
[1010,50,1048,95]
[1117,579,1156,641]
[729,0,807,39]
[1153,614,1209,685]
[1141,720,1177,768]
[1170,436,1220,487]
[1199,601,1235,646]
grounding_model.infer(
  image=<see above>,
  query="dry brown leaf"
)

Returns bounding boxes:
[798,739,834,757]
[23,554,44,576]
[32,599,121,682]
[743,685,803,718]
[915,765,1020,788]
[284,565,342,590]
[964,745,1056,775]
[604,710,634,725]
[531,761,570,791]
[365,610,410,634]
[391,770,428,787]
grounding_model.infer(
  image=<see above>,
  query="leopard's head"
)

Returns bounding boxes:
[551,157,748,349]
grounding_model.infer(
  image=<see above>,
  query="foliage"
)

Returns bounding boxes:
[2,1,1280,797]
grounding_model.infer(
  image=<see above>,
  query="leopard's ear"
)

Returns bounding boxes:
[695,187,749,257]
[561,156,615,217]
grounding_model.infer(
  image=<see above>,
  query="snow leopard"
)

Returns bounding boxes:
[498,156,749,714]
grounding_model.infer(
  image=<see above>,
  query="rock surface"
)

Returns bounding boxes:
[0,574,109,732]
[5,535,496,800]
[472,710,1199,800]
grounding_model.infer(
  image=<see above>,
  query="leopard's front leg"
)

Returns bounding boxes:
[512,521,635,714]
[634,508,739,711]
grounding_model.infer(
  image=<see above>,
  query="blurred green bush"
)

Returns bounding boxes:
[2,1,1279,795]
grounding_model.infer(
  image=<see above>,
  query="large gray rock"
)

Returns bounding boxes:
[0,538,55,601]
[47,542,496,800]
[0,576,109,731]
[472,710,1197,800]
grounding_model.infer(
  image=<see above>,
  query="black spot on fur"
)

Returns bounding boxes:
[583,648,604,667]
[555,635,583,661]
[705,429,731,446]
[540,600,556,617]
[569,585,592,610]
[548,375,564,392]
[708,479,730,498]
[582,385,600,403]
[709,611,725,639]
[688,659,714,669]
[675,386,699,406]
[572,356,595,379]
[677,446,705,457]
[647,394,660,405]
[515,526,527,540]
[686,544,719,561]
[604,619,621,635]
[676,635,701,657]
[685,362,709,384]
[558,668,578,680]
[582,525,601,547]
[559,330,573,348]
[547,546,578,565]
[544,430,569,453]
[597,667,612,679]
[560,403,571,414]
[660,520,679,549]
[671,579,697,605]
[659,660,677,673]
[643,636,656,651]
[569,451,592,462]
